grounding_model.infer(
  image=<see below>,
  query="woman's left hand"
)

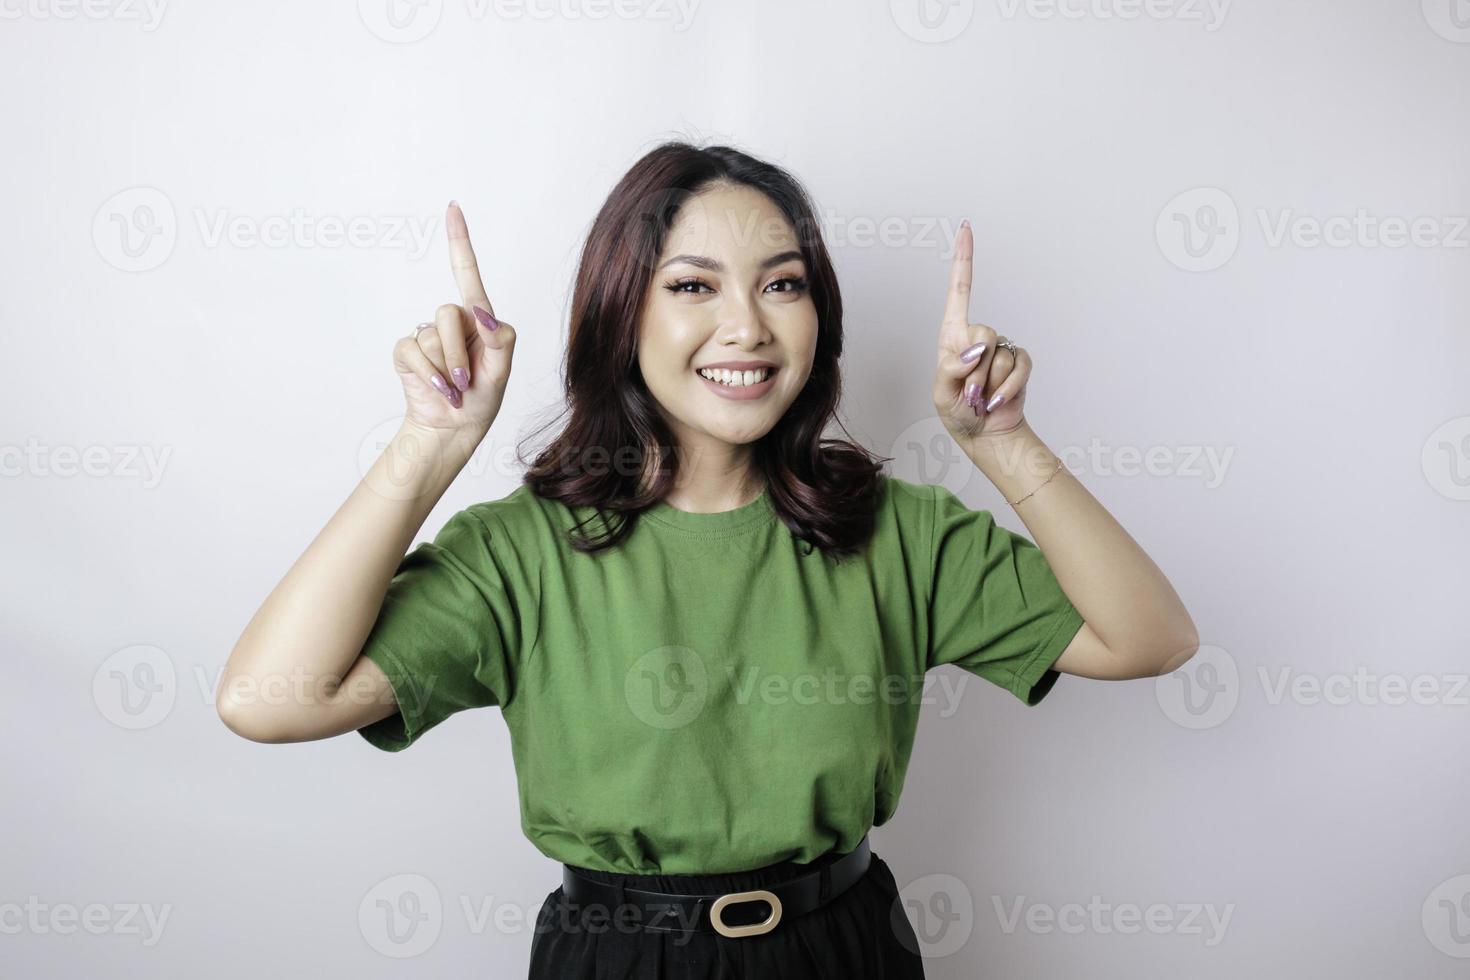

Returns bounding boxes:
[933,220,1031,442]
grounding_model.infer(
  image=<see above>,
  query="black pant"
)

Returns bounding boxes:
[528,847,927,978]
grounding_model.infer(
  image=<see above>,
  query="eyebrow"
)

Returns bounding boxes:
[658,249,806,273]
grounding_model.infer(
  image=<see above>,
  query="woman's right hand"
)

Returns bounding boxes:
[394,201,517,436]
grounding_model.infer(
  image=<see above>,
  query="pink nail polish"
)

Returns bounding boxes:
[430,373,453,398]
[959,342,986,363]
[964,382,979,406]
[985,394,1004,412]
[451,367,470,391]
[473,306,498,331]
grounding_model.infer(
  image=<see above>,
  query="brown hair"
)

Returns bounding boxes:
[518,140,886,558]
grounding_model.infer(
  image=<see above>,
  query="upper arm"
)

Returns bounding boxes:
[1052,622,1200,681]
[923,483,1087,706]
[353,507,521,752]
[221,506,520,747]
[314,654,405,739]
[216,651,402,744]
[1050,620,1149,680]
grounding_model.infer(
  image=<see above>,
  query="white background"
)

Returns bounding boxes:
[2,0,1468,977]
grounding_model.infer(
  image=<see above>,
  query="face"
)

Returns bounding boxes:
[636,183,819,471]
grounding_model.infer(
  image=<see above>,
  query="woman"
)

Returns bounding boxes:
[218,142,1200,978]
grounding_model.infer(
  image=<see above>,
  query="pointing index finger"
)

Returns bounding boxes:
[446,201,495,319]
[943,218,973,326]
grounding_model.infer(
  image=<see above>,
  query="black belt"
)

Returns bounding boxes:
[560,834,872,938]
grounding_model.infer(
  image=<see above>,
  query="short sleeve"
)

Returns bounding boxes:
[356,508,519,751]
[925,485,1085,706]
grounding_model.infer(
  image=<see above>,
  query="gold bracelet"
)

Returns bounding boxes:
[1006,456,1065,507]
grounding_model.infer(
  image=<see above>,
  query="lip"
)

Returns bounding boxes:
[695,365,778,401]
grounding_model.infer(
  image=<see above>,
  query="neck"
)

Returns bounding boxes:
[653,438,763,514]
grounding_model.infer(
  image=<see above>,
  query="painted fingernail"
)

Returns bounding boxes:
[430,373,453,399]
[473,306,498,331]
[959,342,986,363]
[985,393,1004,412]
[451,367,470,391]
[448,387,462,408]
[964,382,980,406]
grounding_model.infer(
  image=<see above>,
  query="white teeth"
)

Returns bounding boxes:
[698,367,771,387]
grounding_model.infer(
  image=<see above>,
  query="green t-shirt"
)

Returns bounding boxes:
[356,472,1085,875]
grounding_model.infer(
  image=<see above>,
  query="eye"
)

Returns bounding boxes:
[767,275,810,294]
[664,277,712,295]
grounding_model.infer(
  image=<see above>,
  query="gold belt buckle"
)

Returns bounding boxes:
[708,888,783,938]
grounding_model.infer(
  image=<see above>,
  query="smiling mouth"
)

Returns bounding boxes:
[696,366,777,388]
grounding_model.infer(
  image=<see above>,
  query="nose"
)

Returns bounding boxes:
[717,296,769,348]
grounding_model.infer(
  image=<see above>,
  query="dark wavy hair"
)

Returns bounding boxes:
[518,140,887,558]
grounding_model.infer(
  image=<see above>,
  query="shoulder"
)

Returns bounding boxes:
[881,474,1000,516]
[874,474,1002,549]
[432,484,563,584]
[459,482,565,540]
[862,472,946,562]
[874,472,941,527]
[878,473,940,504]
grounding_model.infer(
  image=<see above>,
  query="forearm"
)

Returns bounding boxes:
[219,422,483,725]
[961,421,1199,674]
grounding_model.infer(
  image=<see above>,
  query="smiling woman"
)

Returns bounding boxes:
[517,144,887,556]
[217,139,1196,980]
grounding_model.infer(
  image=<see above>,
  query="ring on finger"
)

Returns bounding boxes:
[410,321,432,339]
